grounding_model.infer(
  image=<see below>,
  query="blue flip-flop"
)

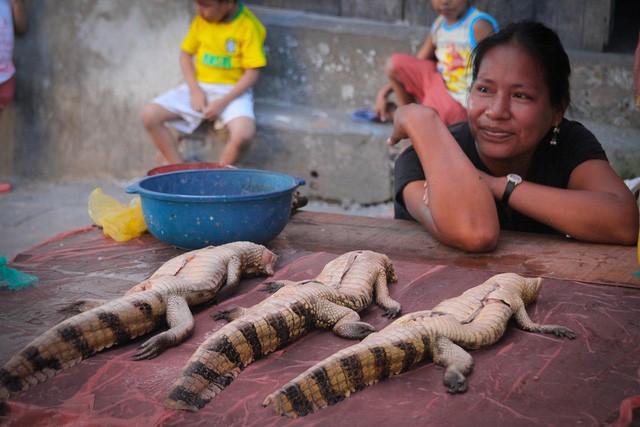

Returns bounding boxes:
[352,109,381,123]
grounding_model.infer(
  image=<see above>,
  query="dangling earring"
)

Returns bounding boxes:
[550,124,559,146]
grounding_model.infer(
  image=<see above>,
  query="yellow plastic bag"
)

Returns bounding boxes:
[88,188,148,242]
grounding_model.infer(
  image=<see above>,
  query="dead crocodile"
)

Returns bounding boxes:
[263,273,576,418]
[0,241,276,399]
[164,250,402,411]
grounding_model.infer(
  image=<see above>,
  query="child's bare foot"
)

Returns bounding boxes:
[384,101,397,122]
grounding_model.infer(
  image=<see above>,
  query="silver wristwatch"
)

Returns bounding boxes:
[501,173,522,205]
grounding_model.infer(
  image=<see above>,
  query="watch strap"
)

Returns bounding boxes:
[501,181,517,205]
[501,174,522,205]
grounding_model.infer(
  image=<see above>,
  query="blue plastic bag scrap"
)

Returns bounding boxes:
[0,257,38,290]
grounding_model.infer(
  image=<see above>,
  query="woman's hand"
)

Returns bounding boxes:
[386,104,424,147]
[477,170,504,201]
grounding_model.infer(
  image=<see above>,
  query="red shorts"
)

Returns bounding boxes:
[0,75,16,112]
[391,53,467,126]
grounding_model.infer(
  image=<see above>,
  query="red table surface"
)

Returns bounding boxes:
[0,227,638,426]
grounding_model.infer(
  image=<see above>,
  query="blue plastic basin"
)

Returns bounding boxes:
[126,169,305,249]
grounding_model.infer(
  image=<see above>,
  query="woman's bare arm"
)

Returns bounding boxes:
[389,104,499,252]
[480,162,639,245]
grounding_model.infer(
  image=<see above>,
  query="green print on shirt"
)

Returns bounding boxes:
[202,53,232,69]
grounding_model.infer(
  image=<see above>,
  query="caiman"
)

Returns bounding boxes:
[0,241,276,399]
[164,250,402,411]
[263,273,576,418]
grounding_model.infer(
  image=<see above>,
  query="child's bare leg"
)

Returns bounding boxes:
[219,116,255,165]
[140,103,183,165]
[384,56,414,107]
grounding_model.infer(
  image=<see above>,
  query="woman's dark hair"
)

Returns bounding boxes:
[470,21,571,109]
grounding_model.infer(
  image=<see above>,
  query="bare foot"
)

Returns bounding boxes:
[384,101,397,122]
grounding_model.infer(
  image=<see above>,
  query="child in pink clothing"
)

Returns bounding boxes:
[0,0,27,193]
[375,0,497,126]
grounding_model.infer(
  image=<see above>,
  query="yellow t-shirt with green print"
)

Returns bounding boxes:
[181,4,266,85]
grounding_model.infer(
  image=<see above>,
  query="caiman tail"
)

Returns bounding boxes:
[262,311,447,418]
[0,289,167,399]
[165,304,315,412]
[263,310,469,418]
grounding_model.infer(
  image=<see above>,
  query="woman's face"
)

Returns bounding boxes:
[467,44,564,171]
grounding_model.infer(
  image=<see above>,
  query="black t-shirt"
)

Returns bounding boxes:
[393,119,609,235]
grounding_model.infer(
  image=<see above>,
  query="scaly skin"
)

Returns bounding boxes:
[0,241,276,400]
[263,273,576,418]
[164,250,401,412]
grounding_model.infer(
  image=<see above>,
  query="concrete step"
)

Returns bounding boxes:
[201,99,404,205]
[252,6,640,130]
[232,6,640,201]
[2,4,636,194]
[253,7,425,113]
[576,119,640,179]
[197,100,640,208]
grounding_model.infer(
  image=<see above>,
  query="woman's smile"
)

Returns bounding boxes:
[478,125,513,141]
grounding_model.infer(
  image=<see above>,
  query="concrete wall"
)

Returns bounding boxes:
[1,0,191,179]
[0,2,637,184]
[246,0,615,51]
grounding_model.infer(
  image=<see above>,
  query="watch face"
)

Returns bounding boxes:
[507,173,522,184]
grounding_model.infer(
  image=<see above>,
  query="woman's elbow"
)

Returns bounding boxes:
[572,204,638,246]
[608,201,639,246]
[457,230,499,253]
[441,223,500,253]
[616,212,639,246]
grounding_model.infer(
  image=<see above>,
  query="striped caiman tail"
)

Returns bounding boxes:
[165,307,313,412]
[263,273,577,418]
[0,287,168,399]
[165,250,402,412]
[261,314,452,418]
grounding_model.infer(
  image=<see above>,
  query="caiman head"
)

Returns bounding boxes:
[252,247,277,276]
[232,242,277,277]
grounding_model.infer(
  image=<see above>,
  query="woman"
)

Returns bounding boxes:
[389,21,638,252]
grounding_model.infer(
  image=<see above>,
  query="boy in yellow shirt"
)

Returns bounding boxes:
[141,0,266,166]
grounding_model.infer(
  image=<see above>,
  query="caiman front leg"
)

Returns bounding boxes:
[431,336,474,394]
[211,255,245,303]
[511,300,577,339]
[316,301,376,339]
[133,294,195,360]
[372,269,401,318]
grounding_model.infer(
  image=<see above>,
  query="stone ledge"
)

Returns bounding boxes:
[193,102,640,207]
[252,6,640,130]
[201,99,404,205]
[578,119,640,179]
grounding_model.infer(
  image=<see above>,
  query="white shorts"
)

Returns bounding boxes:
[152,83,255,134]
